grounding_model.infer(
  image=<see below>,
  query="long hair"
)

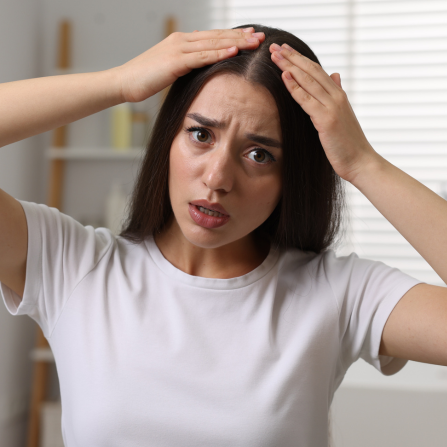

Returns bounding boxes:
[119,23,348,254]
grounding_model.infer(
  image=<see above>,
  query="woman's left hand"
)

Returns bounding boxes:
[270,42,379,184]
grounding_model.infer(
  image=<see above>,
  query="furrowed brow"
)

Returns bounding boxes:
[186,112,282,149]
[245,133,282,149]
[186,113,225,129]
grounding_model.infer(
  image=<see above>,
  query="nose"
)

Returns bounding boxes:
[201,144,235,193]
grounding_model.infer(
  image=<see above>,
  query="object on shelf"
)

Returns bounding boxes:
[104,182,128,235]
[40,401,64,447]
[110,103,132,150]
[132,110,151,148]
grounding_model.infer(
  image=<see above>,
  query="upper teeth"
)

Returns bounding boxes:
[198,206,224,217]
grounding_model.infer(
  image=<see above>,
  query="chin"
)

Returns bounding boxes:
[183,225,235,249]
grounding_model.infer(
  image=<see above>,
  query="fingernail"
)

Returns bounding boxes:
[252,32,264,39]
[242,27,253,32]
[282,43,294,51]
[274,51,284,60]
[271,43,281,51]
[227,46,237,52]
[246,37,259,43]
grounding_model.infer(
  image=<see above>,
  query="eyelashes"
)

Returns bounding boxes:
[184,126,277,165]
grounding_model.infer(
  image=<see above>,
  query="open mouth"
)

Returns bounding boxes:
[195,205,227,218]
[188,204,231,229]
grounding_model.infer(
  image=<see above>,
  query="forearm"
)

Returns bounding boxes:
[0,68,124,148]
[351,151,447,284]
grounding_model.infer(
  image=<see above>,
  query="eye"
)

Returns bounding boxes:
[247,148,276,165]
[185,126,212,144]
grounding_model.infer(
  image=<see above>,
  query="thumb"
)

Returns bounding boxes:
[331,73,342,88]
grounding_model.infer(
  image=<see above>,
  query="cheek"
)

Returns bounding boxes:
[169,141,198,193]
[245,176,282,216]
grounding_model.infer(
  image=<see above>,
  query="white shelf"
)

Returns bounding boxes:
[46,147,145,160]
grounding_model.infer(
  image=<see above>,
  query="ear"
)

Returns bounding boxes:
[330,73,342,88]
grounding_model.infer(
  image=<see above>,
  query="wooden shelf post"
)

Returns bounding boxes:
[27,19,71,447]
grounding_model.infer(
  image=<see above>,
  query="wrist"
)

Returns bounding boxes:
[102,66,126,105]
[349,149,388,190]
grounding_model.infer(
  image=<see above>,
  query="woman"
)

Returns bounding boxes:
[0,24,446,446]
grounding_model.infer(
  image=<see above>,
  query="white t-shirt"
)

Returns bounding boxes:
[1,200,424,447]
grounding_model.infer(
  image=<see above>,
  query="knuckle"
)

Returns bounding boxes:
[291,83,301,92]
[197,50,208,60]
[209,38,218,47]
[215,29,225,37]
[335,91,347,104]
[304,59,315,71]
[283,60,294,71]
[302,92,313,102]
[169,31,182,42]
[303,73,314,84]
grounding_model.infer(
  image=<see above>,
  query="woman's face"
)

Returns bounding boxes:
[167,73,283,250]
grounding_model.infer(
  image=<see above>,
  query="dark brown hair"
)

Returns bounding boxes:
[119,23,347,254]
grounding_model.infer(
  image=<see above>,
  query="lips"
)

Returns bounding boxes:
[189,199,229,216]
[188,204,230,229]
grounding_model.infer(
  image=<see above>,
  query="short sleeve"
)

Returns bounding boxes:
[322,250,425,376]
[0,200,114,339]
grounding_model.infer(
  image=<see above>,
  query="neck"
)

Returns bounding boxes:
[154,215,270,279]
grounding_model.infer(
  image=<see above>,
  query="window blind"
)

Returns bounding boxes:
[210,0,447,286]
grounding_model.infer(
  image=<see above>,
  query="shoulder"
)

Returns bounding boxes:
[280,246,361,274]
[279,246,373,293]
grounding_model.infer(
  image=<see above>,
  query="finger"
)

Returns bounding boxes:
[183,35,263,54]
[271,49,332,106]
[331,72,342,88]
[275,44,341,98]
[183,46,241,70]
[281,70,325,118]
[186,28,265,43]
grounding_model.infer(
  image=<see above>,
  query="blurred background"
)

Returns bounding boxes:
[0,0,447,446]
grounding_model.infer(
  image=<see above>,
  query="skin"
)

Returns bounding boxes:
[154,73,283,279]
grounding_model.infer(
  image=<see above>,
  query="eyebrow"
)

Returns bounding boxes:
[186,112,282,149]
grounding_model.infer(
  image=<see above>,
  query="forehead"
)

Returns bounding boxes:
[186,73,280,135]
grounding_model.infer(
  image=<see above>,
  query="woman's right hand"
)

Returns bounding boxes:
[114,27,265,103]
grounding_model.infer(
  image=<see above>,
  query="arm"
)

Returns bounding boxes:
[351,156,447,286]
[270,42,447,367]
[0,69,123,148]
[350,155,447,366]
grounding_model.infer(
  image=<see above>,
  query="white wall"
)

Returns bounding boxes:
[0,0,207,445]
[0,0,45,445]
